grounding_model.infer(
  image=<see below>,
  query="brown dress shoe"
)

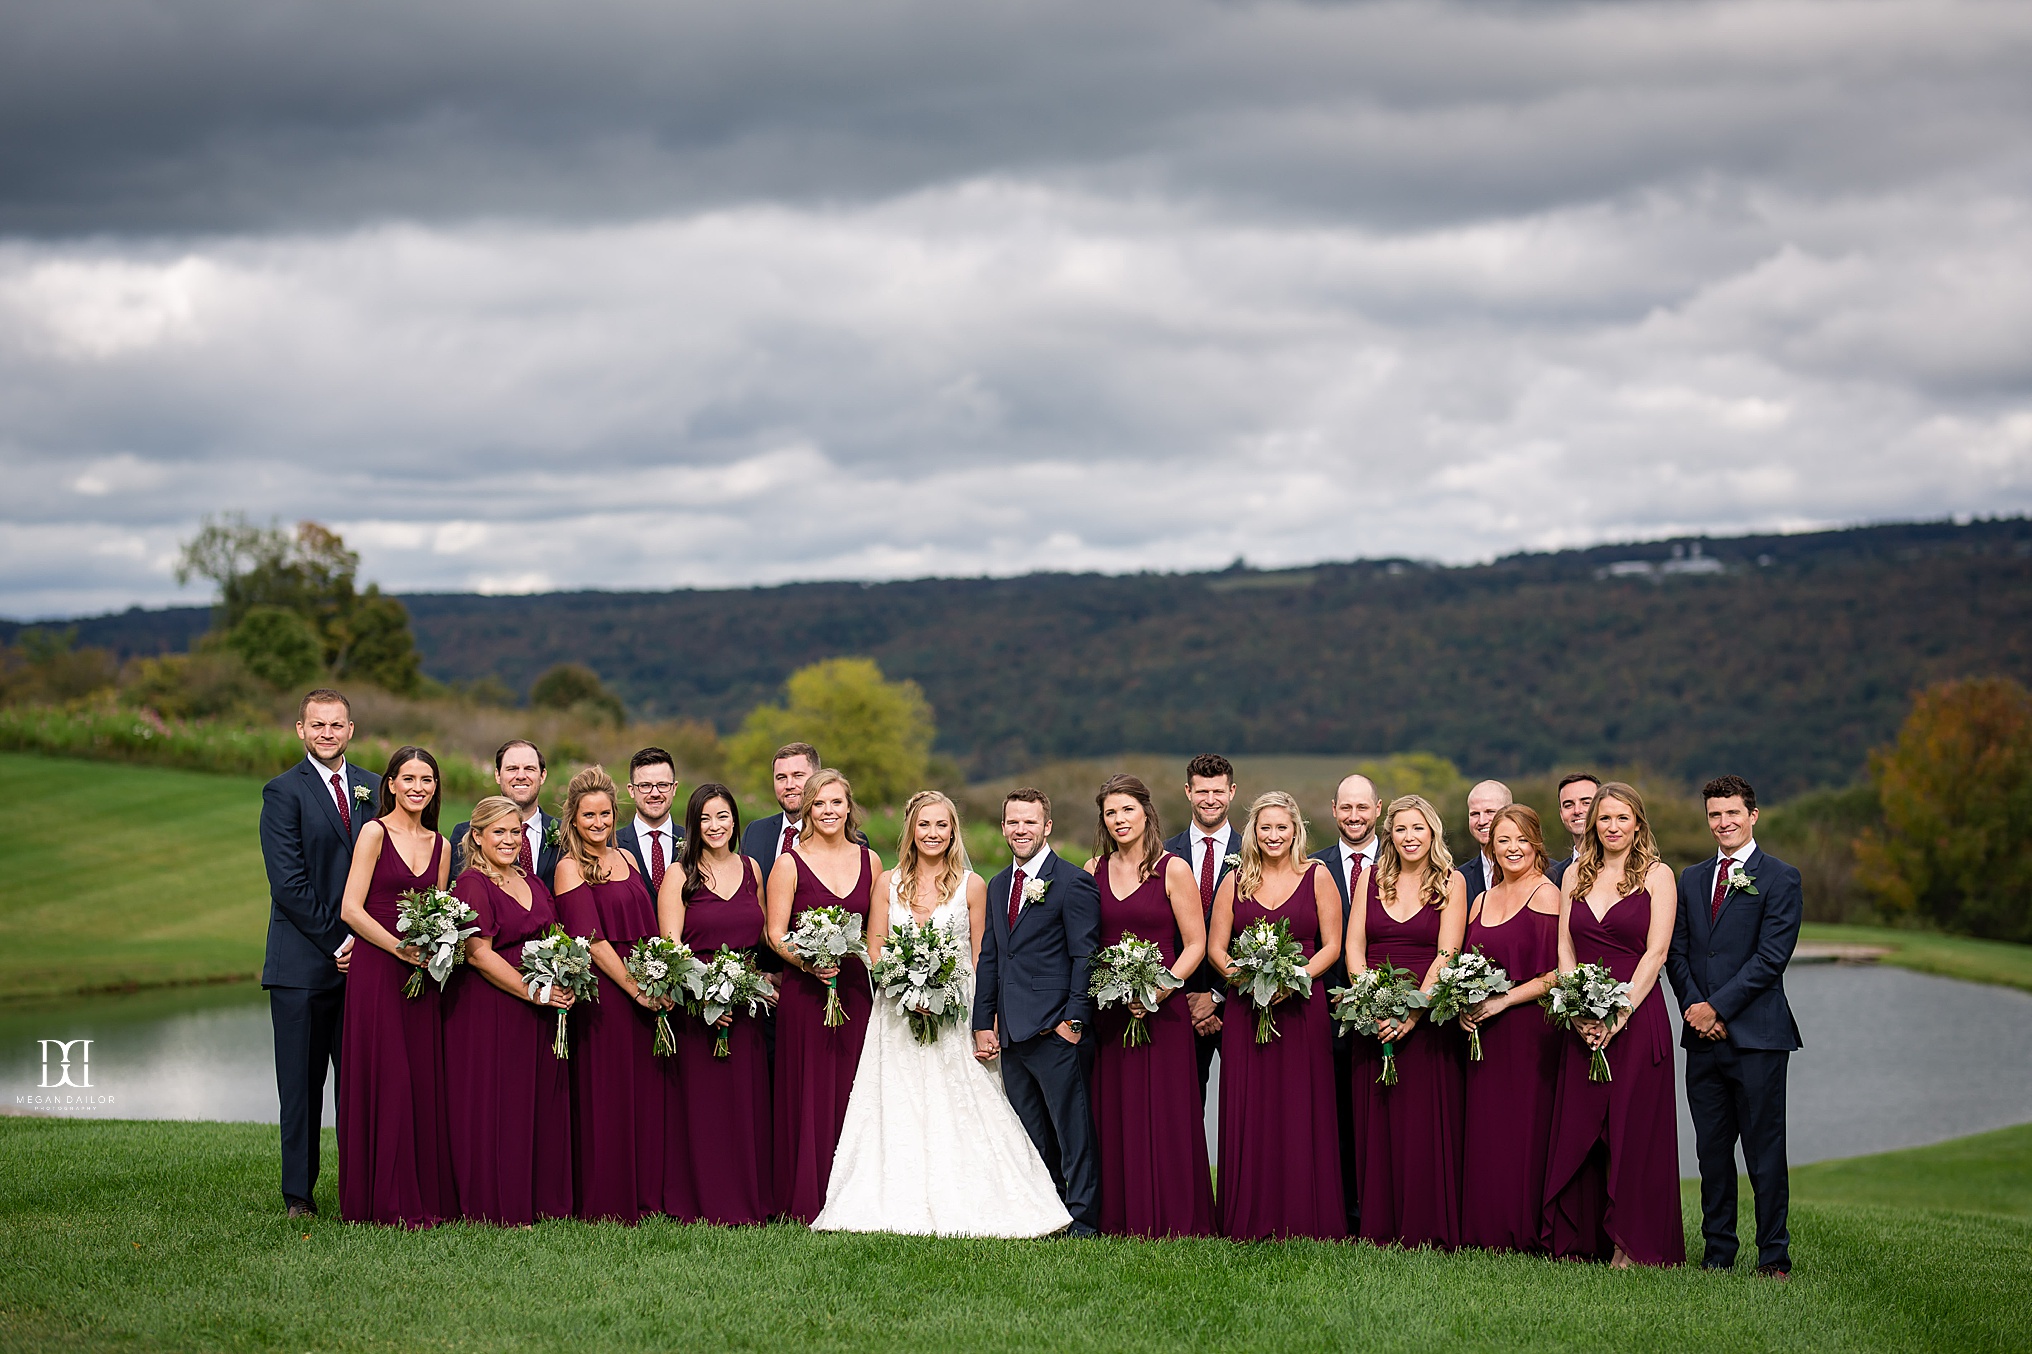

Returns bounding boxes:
[1755,1265,1790,1281]
[286,1200,318,1219]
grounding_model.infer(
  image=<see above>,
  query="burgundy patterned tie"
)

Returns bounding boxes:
[1008,868,1026,931]
[649,829,666,894]
[517,823,535,877]
[781,822,798,856]
[1711,857,1731,923]
[1198,837,1217,912]
[331,773,352,837]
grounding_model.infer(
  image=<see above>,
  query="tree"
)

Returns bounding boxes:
[530,663,626,726]
[338,586,422,695]
[729,657,935,808]
[226,606,324,689]
[1855,677,2032,942]
[0,628,117,705]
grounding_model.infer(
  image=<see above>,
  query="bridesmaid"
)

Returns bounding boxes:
[765,767,881,1223]
[1457,804,1562,1251]
[336,746,456,1226]
[443,795,575,1225]
[1207,791,1345,1241]
[552,765,672,1223]
[656,782,774,1226]
[1347,793,1468,1250]
[1542,781,1686,1267]
[1082,774,1215,1238]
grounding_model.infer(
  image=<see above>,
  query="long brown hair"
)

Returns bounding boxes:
[459,795,523,881]
[895,790,970,911]
[376,745,443,832]
[1235,791,1312,900]
[559,764,619,885]
[1377,794,1454,909]
[1571,781,1662,900]
[1488,804,1549,885]
[1093,774,1166,881]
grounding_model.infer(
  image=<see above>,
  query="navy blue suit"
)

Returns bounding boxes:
[1459,852,1494,903]
[613,820,683,895]
[1667,845,1804,1271]
[259,756,379,1208]
[1548,853,1575,887]
[1312,839,1376,1233]
[1165,825,1239,1095]
[449,810,560,892]
[972,848,1102,1233]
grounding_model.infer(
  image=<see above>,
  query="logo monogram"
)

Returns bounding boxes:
[39,1039,92,1088]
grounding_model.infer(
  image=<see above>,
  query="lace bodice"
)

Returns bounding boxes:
[887,872,975,970]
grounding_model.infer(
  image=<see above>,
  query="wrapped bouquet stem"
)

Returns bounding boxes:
[1088,933,1183,1048]
[1425,946,1513,1062]
[1329,960,1427,1085]
[518,925,599,1059]
[1541,962,1633,1082]
[1225,918,1312,1044]
[869,916,969,1045]
[393,887,481,999]
[626,936,705,1057]
[784,905,868,1027]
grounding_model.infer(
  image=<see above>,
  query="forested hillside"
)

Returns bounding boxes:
[12,519,2030,795]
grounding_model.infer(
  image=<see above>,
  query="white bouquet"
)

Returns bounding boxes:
[684,946,772,1057]
[1225,918,1313,1044]
[393,886,481,999]
[1329,960,1428,1085]
[1541,962,1634,1082]
[1088,933,1183,1048]
[869,916,969,1045]
[1425,946,1513,1062]
[783,905,868,1027]
[626,936,705,1057]
[518,924,599,1059]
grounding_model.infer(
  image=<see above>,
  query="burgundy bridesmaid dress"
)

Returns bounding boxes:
[1090,854,1215,1238]
[666,862,774,1225]
[555,863,672,1223]
[1216,865,1345,1241]
[772,846,875,1223]
[1541,889,1686,1265]
[1458,900,1560,1251]
[443,869,573,1225]
[338,832,456,1226]
[1350,869,1465,1249]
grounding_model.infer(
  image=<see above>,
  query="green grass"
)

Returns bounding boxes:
[1800,923,2032,995]
[1792,1123,2032,1219]
[0,1119,2026,1353]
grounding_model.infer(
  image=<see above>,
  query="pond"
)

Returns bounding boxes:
[5,964,2031,1177]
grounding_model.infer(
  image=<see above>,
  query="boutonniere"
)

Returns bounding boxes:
[1021,876,1050,906]
[352,784,371,805]
[1723,859,1758,897]
[1223,852,1242,870]
[542,818,562,850]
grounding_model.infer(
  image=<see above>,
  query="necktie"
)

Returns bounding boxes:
[1198,837,1217,912]
[649,829,666,895]
[331,773,352,837]
[1711,857,1731,922]
[518,822,535,878]
[781,822,798,856]
[1008,868,1026,931]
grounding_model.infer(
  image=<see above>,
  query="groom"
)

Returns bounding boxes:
[973,788,1102,1236]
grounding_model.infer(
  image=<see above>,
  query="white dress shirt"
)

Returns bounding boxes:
[308,753,352,818]
[1716,838,1759,872]
[633,815,678,869]
[1189,823,1234,882]
[1010,842,1054,917]
[1340,838,1378,890]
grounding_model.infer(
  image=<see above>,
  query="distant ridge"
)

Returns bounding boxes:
[10,517,2030,793]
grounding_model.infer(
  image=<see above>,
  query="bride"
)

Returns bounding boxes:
[811,791,1073,1237]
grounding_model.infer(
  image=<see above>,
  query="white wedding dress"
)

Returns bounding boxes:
[811,874,1074,1237]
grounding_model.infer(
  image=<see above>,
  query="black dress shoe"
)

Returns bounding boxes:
[286,1200,318,1219]
[1065,1223,1099,1239]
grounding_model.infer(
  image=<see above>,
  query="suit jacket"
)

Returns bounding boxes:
[972,849,1101,1044]
[260,758,380,989]
[614,820,685,894]
[1310,842,1379,985]
[1460,852,1496,903]
[449,809,560,893]
[741,811,796,882]
[1548,853,1574,887]
[1165,825,1240,994]
[1666,846,1804,1052]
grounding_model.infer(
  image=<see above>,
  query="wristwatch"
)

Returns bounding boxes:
[1064,1019,1085,1035]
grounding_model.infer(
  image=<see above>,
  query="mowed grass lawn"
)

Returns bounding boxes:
[0,1120,2028,1353]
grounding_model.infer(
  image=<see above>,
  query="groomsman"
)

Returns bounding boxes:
[615,747,683,896]
[449,740,560,889]
[740,741,819,876]
[258,689,378,1217]
[1546,773,1600,886]
[1312,772,1382,1233]
[1667,774,1803,1279]
[1459,780,1512,901]
[1164,753,1240,1094]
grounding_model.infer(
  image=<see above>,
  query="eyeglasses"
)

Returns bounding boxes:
[630,782,678,794]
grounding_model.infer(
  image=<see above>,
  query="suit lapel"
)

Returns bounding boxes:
[304,760,351,842]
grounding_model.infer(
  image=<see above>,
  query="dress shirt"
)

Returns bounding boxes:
[308,754,352,817]
[1340,838,1378,888]
[1716,839,1759,872]
[1189,823,1234,881]
[633,815,678,867]
[1009,842,1055,918]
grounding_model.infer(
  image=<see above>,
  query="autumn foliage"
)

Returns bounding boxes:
[1856,677,2032,942]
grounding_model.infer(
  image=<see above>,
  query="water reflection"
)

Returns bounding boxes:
[5,965,2030,1177]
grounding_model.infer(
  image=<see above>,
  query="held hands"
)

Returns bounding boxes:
[1460,993,1507,1032]
[1184,991,1222,1036]
[1377,1010,1422,1044]
[1683,1001,1728,1040]
[334,936,355,975]
[537,987,576,1011]
[395,943,423,966]
[812,964,840,982]
[1577,1014,1622,1050]
[973,1029,1001,1063]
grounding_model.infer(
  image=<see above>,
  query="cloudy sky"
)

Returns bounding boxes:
[4,0,2030,618]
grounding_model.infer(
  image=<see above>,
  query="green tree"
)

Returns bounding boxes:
[225,606,325,689]
[530,663,626,726]
[0,628,117,706]
[1855,677,2032,942]
[729,657,934,808]
[338,586,422,695]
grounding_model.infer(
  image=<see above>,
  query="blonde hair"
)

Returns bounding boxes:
[1235,791,1312,900]
[797,767,864,843]
[1093,774,1166,881]
[1488,804,1550,885]
[559,765,618,885]
[1571,781,1662,901]
[895,790,970,911]
[1377,794,1454,909]
[459,795,525,881]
